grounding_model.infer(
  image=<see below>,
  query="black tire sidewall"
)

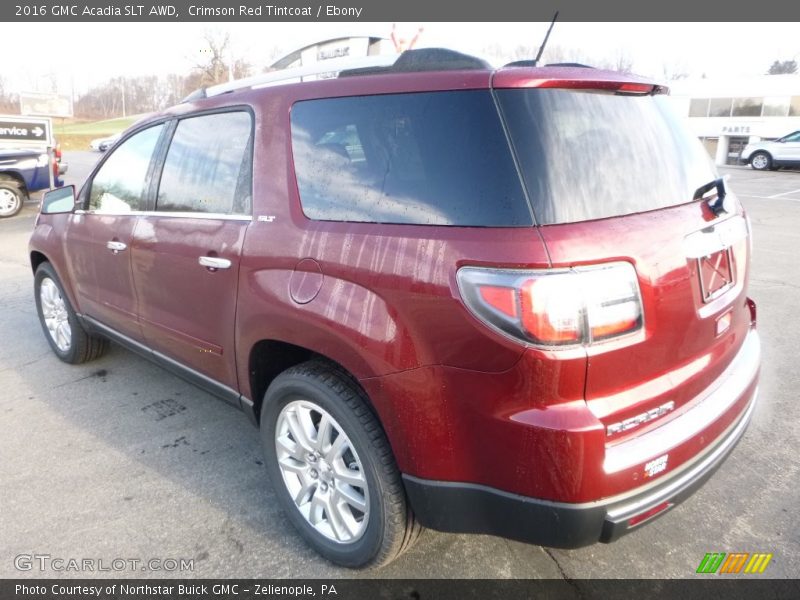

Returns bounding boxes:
[34,263,83,363]
[260,372,390,567]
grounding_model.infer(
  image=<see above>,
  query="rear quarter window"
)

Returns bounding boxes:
[290,91,532,227]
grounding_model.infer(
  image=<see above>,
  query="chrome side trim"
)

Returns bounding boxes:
[73,209,251,221]
[604,329,760,473]
[83,315,242,408]
[605,388,757,523]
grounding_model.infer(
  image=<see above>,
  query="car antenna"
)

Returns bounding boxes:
[533,11,559,66]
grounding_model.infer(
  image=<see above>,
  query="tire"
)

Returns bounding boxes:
[260,361,421,568]
[34,262,108,364]
[750,151,772,171]
[0,177,26,218]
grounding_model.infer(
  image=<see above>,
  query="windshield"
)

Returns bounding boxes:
[496,89,718,225]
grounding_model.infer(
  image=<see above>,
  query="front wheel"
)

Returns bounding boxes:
[34,262,108,364]
[260,362,421,568]
[750,151,772,171]
[0,178,25,218]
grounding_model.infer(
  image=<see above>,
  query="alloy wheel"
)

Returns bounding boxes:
[275,400,369,543]
[39,277,72,352]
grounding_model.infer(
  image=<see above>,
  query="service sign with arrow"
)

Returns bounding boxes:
[0,115,53,147]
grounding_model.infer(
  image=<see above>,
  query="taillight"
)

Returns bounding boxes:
[457,262,643,347]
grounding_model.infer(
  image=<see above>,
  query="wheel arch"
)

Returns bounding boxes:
[30,250,49,275]
[0,171,29,196]
[246,339,380,427]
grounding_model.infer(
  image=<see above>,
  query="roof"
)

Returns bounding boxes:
[182,48,662,103]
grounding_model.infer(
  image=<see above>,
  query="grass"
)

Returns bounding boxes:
[53,116,142,151]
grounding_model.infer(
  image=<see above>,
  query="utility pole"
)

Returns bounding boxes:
[121,77,126,117]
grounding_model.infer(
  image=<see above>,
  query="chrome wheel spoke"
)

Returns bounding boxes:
[315,414,333,452]
[278,455,307,476]
[325,496,352,541]
[293,477,316,505]
[276,433,305,462]
[325,432,347,463]
[333,463,366,488]
[284,409,315,453]
[335,481,367,513]
[308,492,327,526]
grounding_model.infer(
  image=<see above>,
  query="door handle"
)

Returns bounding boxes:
[199,256,232,270]
[106,240,127,253]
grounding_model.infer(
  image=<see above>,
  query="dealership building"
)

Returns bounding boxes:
[669,74,800,165]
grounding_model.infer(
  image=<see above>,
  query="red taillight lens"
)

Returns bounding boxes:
[617,82,654,94]
[457,263,643,347]
[478,286,518,319]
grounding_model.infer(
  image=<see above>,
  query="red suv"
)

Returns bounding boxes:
[30,49,760,568]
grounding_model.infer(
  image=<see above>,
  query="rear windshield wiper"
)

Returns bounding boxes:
[693,177,728,216]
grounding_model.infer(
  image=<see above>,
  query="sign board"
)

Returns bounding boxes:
[19,92,73,118]
[0,115,53,147]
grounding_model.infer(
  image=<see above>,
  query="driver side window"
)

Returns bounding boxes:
[89,124,164,212]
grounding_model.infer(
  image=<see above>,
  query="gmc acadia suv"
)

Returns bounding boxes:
[30,49,760,568]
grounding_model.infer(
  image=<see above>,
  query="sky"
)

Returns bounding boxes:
[1,22,798,96]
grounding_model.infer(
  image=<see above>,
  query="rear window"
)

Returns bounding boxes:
[290,91,532,227]
[497,89,718,225]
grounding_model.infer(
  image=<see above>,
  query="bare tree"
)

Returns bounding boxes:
[0,76,18,113]
[661,61,689,81]
[767,59,798,75]
[193,30,252,87]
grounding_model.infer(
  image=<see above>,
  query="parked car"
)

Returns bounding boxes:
[0,146,66,218]
[89,133,120,152]
[29,49,760,568]
[740,130,800,170]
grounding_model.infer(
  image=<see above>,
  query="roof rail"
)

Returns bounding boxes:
[186,54,400,101]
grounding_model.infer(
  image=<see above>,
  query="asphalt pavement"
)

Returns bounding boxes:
[0,155,797,579]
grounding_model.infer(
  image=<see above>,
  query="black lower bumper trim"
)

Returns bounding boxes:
[403,475,606,548]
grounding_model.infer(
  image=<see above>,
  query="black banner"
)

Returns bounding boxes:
[3,0,800,22]
[3,579,800,600]
[0,118,52,145]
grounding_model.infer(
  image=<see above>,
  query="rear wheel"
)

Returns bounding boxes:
[750,151,772,171]
[0,177,25,218]
[34,262,108,364]
[260,361,421,568]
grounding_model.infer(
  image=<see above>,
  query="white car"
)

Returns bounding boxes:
[89,134,121,152]
[740,131,800,170]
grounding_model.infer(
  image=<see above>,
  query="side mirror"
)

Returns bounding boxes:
[41,185,76,214]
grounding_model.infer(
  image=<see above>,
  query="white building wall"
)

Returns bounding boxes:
[670,75,800,140]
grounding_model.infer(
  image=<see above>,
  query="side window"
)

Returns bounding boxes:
[783,132,800,143]
[156,111,252,215]
[290,91,532,227]
[89,124,164,212]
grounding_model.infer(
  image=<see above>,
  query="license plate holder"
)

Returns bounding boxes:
[698,248,734,303]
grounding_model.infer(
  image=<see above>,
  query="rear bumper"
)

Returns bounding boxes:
[403,332,759,548]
